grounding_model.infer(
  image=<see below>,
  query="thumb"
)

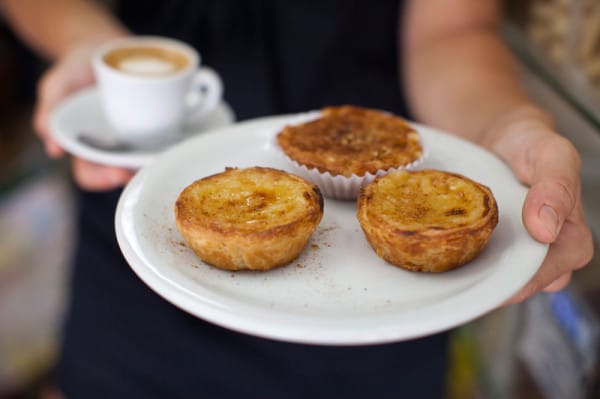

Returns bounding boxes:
[521,139,580,244]
[522,180,575,243]
[34,50,95,157]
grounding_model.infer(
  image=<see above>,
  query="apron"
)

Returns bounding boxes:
[57,1,449,397]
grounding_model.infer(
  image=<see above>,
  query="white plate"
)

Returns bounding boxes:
[115,114,548,345]
[50,86,235,169]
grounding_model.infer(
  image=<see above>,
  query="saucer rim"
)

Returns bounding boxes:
[50,86,234,169]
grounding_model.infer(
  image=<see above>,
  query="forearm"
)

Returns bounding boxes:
[402,1,555,151]
[1,0,127,60]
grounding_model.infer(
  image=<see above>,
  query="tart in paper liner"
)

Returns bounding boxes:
[271,110,428,200]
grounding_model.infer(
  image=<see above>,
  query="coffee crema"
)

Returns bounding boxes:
[103,46,190,76]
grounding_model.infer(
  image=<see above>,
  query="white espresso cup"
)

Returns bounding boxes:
[93,36,223,147]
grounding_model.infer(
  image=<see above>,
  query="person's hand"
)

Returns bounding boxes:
[34,45,135,190]
[482,106,594,304]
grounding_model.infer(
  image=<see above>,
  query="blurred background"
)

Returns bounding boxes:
[0,10,75,399]
[1,1,600,398]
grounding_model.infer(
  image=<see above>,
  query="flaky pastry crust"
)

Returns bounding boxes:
[175,167,323,271]
[357,169,498,272]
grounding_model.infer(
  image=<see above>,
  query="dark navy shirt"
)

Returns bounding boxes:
[117,0,410,119]
[56,1,449,398]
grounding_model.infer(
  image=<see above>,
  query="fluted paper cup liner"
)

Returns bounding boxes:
[271,111,427,200]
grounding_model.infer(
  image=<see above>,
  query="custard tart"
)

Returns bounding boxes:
[357,169,498,272]
[175,167,324,271]
[276,105,424,199]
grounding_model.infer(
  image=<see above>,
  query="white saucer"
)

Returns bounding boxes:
[49,87,235,169]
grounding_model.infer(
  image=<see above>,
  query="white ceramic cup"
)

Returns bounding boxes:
[92,36,223,147]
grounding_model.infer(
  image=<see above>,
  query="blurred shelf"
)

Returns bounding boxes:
[503,22,600,132]
[507,27,600,242]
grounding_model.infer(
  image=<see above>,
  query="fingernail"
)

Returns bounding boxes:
[540,205,559,238]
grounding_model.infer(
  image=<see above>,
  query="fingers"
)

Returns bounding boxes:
[33,49,96,158]
[543,272,572,292]
[504,275,572,305]
[71,158,136,191]
[33,48,135,192]
[34,71,67,157]
[506,205,593,304]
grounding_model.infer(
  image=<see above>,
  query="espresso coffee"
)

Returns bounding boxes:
[94,36,223,146]
[103,46,190,76]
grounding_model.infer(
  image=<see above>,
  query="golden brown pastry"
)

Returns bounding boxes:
[276,105,423,178]
[174,167,323,271]
[357,169,498,272]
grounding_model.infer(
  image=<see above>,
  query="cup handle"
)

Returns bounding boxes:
[185,67,223,125]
